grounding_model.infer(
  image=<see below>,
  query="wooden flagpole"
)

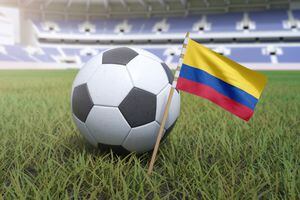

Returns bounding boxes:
[147,32,190,175]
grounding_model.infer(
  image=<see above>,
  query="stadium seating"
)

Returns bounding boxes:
[166,16,200,33]
[208,12,243,32]
[292,10,300,20]
[248,10,288,31]
[0,53,17,61]
[0,9,299,68]
[1,44,299,65]
[229,47,271,63]
[4,45,35,62]
[90,20,105,34]
[33,9,298,35]
[277,47,300,63]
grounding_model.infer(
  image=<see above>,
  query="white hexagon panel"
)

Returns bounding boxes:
[126,55,169,95]
[72,114,97,147]
[85,106,131,145]
[72,54,103,89]
[87,64,133,106]
[156,84,181,129]
[122,121,161,153]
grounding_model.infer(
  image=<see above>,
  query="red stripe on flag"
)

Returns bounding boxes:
[176,77,254,121]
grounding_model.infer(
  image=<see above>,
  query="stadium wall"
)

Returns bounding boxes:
[20,13,39,46]
[0,6,20,45]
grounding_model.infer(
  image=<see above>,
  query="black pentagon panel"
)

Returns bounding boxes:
[161,63,174,84]
[98,143,130,155]
[119,87,156,128]
[72,83,93,122]
[102,47,138,65]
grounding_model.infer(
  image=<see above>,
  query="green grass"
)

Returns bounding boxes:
[0,70,299,199]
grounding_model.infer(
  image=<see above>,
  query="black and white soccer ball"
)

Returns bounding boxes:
[71,47,180,154]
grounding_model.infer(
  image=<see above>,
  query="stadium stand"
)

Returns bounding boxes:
[249,10,288,31]
[5,45,35,62]
[278,47,300,63]
[32,10,296,34]
[0,0,299,70]
[1,45,300,67]
[229,47,271,63]
[0,53,16,61]
[207,13,243,32]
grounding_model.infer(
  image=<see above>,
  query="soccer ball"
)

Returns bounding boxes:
[71,47,180,154]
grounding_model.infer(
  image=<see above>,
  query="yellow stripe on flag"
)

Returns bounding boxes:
[183,39,267,99]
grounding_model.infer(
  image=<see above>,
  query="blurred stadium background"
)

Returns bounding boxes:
[0,0,300,70]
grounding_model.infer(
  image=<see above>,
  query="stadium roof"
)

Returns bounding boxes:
[0,0,296,18]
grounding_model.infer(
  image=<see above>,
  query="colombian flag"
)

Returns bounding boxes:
[176,39,267,121]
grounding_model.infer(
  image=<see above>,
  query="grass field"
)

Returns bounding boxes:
[0,70,299,199]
